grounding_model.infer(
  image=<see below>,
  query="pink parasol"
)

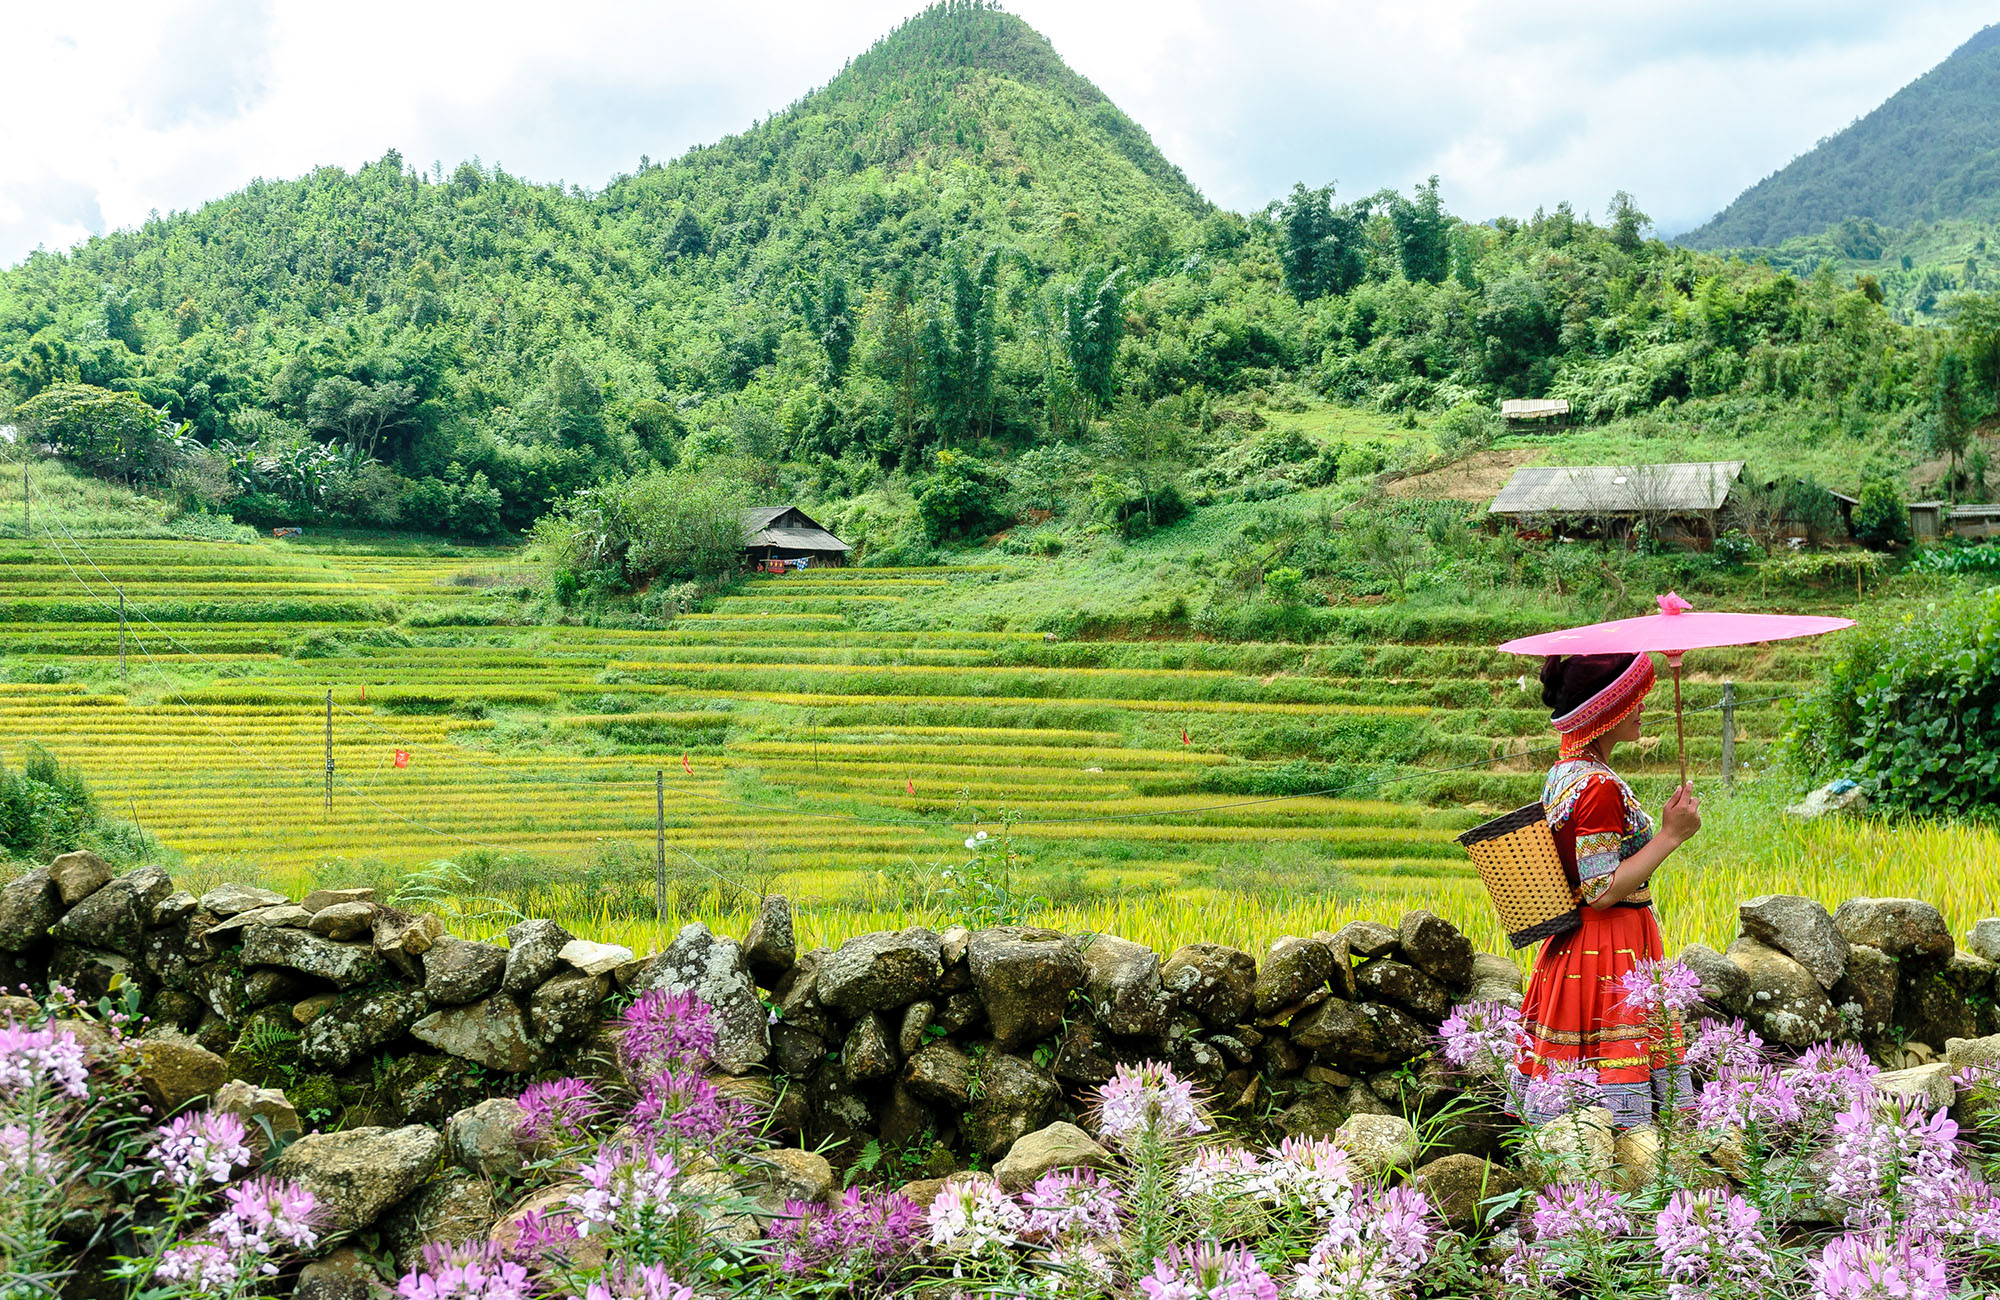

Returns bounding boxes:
[1496,593,1853,784]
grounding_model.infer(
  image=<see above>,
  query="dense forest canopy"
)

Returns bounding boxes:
[1682,24,2000,250]
[2,0,1997,549]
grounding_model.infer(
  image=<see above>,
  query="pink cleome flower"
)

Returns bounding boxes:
[146,1110,255,1188]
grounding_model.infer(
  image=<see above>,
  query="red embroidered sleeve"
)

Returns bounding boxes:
[1570,777,1627,903]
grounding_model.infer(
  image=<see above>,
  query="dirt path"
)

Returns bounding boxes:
[1385,444,1544,501]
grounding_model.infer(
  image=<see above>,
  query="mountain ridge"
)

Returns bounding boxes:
[1681,23,2000,249]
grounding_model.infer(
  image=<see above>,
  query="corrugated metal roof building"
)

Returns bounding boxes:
[1489,461,1746,537]
[1500,398,1571,421]
[741,506,850,569]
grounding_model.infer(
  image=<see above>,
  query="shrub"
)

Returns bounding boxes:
[532,467,748,595]
[1784,586,2000,820]
[1432,399,1500,455]
[1851,475,1910,550]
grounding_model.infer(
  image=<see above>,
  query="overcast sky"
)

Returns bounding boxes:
[4,0,1995,269]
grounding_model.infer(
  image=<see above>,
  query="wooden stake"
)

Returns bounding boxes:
[655,770,667,922]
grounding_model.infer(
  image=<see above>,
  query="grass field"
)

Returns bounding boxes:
[7,511,1996,965]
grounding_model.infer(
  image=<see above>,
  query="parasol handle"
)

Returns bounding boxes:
[1666,652,1687,789]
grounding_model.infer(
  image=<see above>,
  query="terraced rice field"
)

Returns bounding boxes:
[5,532,1992,956]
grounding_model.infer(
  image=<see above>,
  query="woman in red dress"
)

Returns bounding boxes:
[1511,652,1703,1129]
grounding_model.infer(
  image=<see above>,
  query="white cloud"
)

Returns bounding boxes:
[2,0,1994,268]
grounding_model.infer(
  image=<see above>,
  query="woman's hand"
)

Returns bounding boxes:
[1660,783,1701,845]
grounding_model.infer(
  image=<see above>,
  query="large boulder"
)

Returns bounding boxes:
[1161,943,1256,1026]
[49,851,114,906]
[969,927,1084,1049]
[136,1036,228,1112]
[50,870,170,957]
[1336,1112,1420,1181]
[293,1245,383,1300]
[372,909,444,980]
[424,937,508,1005]
[1969,919,2000,965]
[51,943,147,1004]
[843,1012,900,1085]
[559,939,634,978]
[1289,997,1430,1070]
[1829,945,1898,1044]
[1739,895,1848,991]
[1675,942,1752,1017]
[308,902,378,942]
[630,922,768,1072]
[200,882,288,916]
[448,1097,532,1179]
[1398,911,1475,988]
[1253,936,1335,1016]
[381,1172,499,1274]
[1874,1062,1957,1112]
[962,1054,1059,1159]
[269,1125,444,1234]
[301,990,427,1071]
[0,868,61,951]
[204,904,312,946]
[1833,899,1954,975]
[1899,972,1978,1053]
[1335,920,1400,961]
[214,1079,302,1153]
[300,887,375,914]
[1354,959,1453,1020]
[240,925,385,988]
[1522,1106,1617,1183]
[1725,939,1840,1049]
[742,894,797,983]
[993,1121,1113,1192]
[411,997,540,1073]
[1412,1154,1518,1227]
[1470,952,1525,994]
[751,1148,835,1210]
[528,971,609,1046]
[903,1040,977,1108]
[817,928,944,1015]
[1080,934,1172,1036]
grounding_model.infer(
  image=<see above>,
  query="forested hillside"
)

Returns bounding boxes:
[1682,24,2000,249]
[1,1,1995,555]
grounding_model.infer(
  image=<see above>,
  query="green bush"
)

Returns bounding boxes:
[1852,475,1911,550]
[1784,587,2000,820]
[0,743,157,863]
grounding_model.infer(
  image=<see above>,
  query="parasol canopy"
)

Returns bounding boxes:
[1497,593,1853,783]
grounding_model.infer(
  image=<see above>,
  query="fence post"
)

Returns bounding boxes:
[655,771,667,922]
[324,689,334,816]
[118,589,127,679]
[21,461,27,538]
[1720,679,1736,789]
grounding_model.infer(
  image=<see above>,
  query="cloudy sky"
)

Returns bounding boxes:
[4,0,1994,269]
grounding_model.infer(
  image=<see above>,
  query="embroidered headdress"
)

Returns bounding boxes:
[1550,652,1654,758]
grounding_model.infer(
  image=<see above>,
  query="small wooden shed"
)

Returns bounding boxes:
[741,506,850,570]
[1948,504,2000,539]
[1908,501,1946,541]
[1500,398,1571,423]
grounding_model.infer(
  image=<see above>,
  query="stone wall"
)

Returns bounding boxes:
[6,850,2000,1281]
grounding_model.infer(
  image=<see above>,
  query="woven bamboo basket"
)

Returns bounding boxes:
[1456,802,1582,949]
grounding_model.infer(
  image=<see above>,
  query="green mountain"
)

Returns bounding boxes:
[1682,24,2000,249]
[0,1,1218,525]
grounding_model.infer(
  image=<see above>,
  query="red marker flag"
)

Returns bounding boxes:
[1181,728,1190,746]
[392,749,410,768]
[906,777,915,796]
[682,753,693,774]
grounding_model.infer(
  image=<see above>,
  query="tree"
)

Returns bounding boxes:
[816,271,856,382]
[1931,351,1977,499]
[1851,474,1911,550]
[1388,176,1450,284]
[306,376,418,461]
[1607,191,1651,254]
[1056,264,1124,415]
[1278,182,1370,301]
[14,382,176,483]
